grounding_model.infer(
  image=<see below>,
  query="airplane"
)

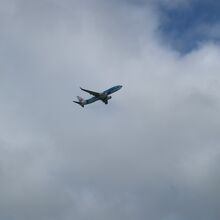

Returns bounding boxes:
[73,85,122,107]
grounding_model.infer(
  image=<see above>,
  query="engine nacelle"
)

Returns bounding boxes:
[107,96,112,100]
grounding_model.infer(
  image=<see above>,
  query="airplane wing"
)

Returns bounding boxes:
[80,87,100,97]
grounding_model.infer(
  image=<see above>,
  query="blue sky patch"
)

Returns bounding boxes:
[158,1,220,53]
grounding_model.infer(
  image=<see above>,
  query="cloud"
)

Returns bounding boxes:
[0,0,220,220]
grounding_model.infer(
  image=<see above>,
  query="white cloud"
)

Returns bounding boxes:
[0,1,220,220]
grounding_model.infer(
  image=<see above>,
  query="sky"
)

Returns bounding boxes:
[0,0,220,220]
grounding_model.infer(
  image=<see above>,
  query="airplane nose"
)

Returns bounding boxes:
[119,85,123,89]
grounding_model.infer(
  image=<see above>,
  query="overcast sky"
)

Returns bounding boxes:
[1,0,220,219]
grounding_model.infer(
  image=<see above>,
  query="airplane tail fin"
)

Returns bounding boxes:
[73,96,85,107]
[77,96,83,102]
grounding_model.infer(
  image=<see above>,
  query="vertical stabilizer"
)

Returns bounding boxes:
[73,96,85,107]
[77,96,84,102]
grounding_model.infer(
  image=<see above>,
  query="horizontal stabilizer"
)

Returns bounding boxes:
[73,101,84,107]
